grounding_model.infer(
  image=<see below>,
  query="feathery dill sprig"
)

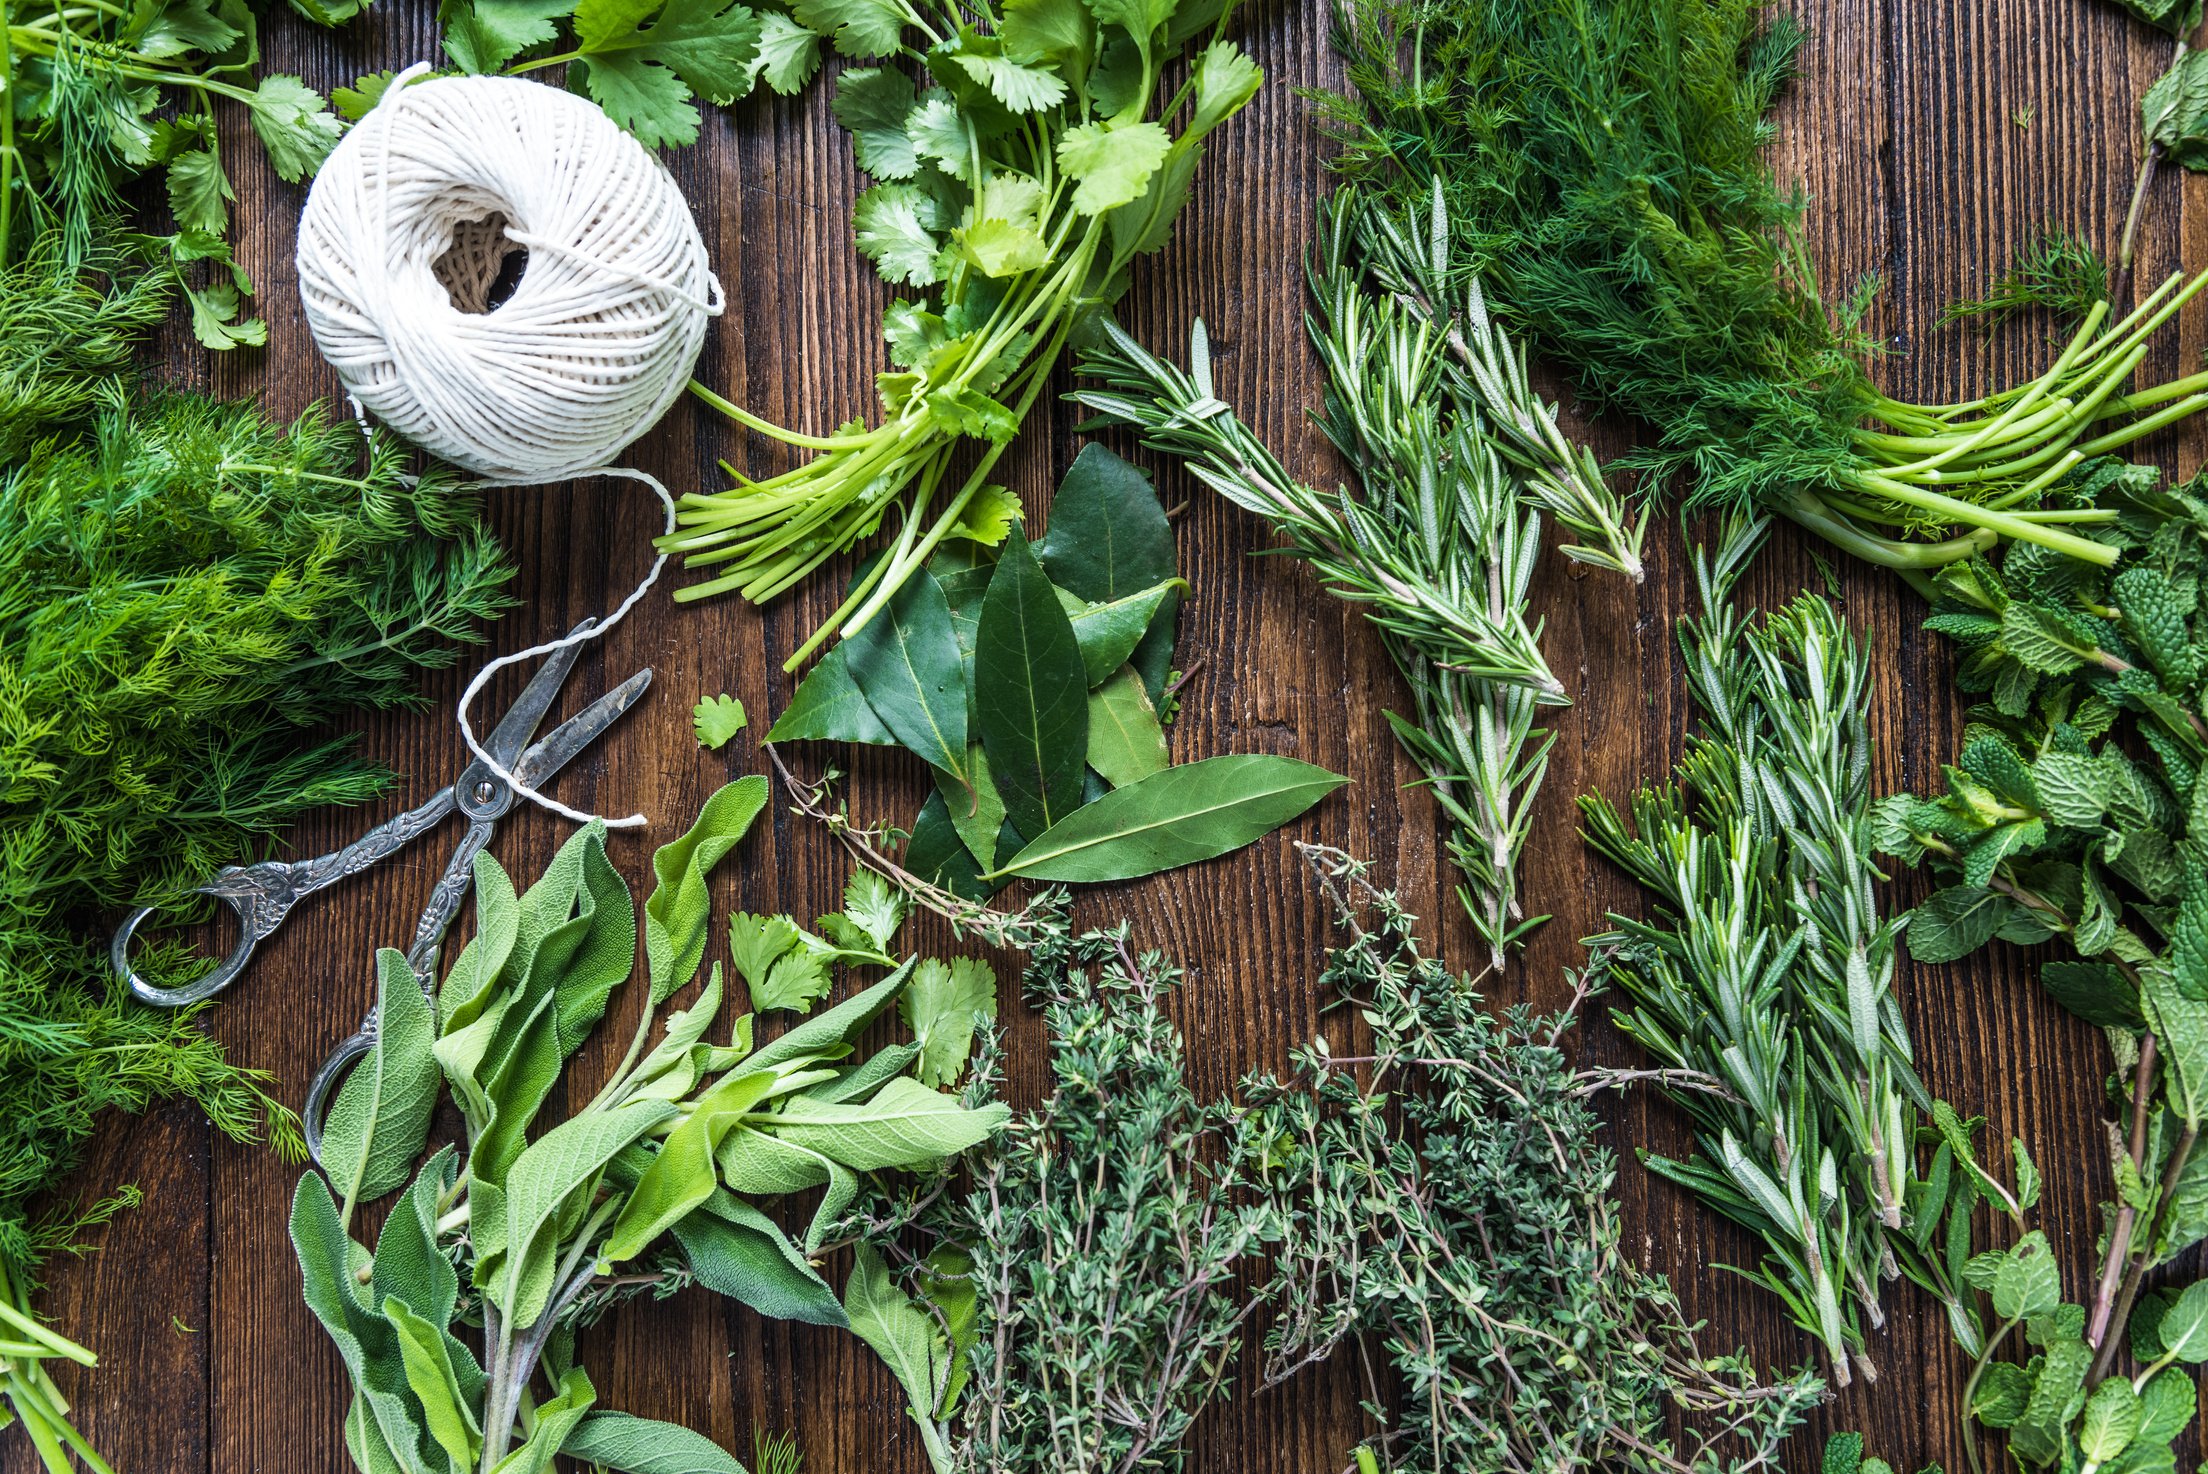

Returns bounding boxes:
[1325,0,2208,574]
[1582,518,1930,1386]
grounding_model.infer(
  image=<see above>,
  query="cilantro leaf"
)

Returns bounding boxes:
[574,0,764,146]
[957,217,1050,277]
[332,71,402,122]
[839,870,908,951]
[755,945,834,1012]
[952,52,1069,113]
[165,147,234,237]
[1000,0,1091,62]
[790,0,904,58]
[247,75,343,182]
[898,956,997,1086]
[833,66,921,179]
[1056,118,1170,213]
[747,11,823,95]
[729,911,834,1012]
[693,693,748,749]
[440,0,577,73]
[906,92,973,180]
[945,484,1019,545]
[1188,40,1261,138]
[853,181,947,286]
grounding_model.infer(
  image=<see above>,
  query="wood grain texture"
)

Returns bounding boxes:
[8,2,2207,1470]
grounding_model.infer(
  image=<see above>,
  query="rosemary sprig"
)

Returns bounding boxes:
[1582,518,1928,1386]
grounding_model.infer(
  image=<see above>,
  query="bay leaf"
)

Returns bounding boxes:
[765,643,897,745]
[977,524,1088,839]
[1059,578,1185,687]
[905,790,993,900]
[844,567,971,781]
[935,745,1006,869]
[1035,443,1175,600]
[991,754,1346,882]
[1086,666,1170,787]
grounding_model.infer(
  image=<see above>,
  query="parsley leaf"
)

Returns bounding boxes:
[1056,119,1171,213]
[573,0,764,148]
[898,956,997,1086]
[247,75,344,182]
[693,693,748,749]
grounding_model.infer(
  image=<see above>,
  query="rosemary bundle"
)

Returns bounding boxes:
[1076,184,1639,964]
[1324,0,2208,574]
[1582,521,1928,1386]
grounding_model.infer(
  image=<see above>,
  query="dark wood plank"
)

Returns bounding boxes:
[12,3,2208,1472]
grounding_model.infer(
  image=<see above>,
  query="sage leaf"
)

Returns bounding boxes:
[844,1243,954,1439]
[602,1069,779,1264]
[845,566,971,781]
[1086,665,1170,787]
[290,1173,441,1473]
[344,1396,413,1474]
[370,1148,461,1333]
[490,1365,595,1474]
[747,959,915,1072]
[670,1192,846,1327]
[646,777,769,1002]
[321,947,440,1213]
[764,1075,1010,1169]
[713,1130,858,1253]
[802,1042,922,1104]
[561,1412,747,1474]
[1035,443,1175,601]
[766,643,897,744]
[978,524,1089,839]
[439,850,519,1028]
[1060,578,1184,686]
[384,1294,484,1473]
[484,1098,678,1329]
[935,744,1006,870]
[540,826,637,1056]
[990,754,1346,882]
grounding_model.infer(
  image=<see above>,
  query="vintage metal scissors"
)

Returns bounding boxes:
[111,625,651,1162]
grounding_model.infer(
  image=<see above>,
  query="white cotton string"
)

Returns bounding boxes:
[296,68,722,828]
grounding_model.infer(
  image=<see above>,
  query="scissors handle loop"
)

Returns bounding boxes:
[112,884,264,1007]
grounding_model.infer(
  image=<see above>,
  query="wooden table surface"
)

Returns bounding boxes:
[11,2,2206,1471]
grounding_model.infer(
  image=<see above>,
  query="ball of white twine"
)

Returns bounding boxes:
[297,67,724,829]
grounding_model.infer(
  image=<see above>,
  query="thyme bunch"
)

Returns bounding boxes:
[1246,846,1825,1474]
[1582,520,1929,1386]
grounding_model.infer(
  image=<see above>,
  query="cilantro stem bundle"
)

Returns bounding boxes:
[1325,0,2208,575]
[664,0,1263,669]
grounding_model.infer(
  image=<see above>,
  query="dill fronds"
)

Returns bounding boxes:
[1327,0,2208,574]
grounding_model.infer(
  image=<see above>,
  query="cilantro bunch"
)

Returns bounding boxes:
[0,0,349,345]
[664,0,1264,669]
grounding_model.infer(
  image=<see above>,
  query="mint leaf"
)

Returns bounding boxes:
[693,694,748,750]
[1056,118,1170,213]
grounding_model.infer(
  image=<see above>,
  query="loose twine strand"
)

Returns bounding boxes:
[297,67,723,828]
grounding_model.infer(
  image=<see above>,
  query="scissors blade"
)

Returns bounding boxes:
[480,620,595,770]
[509,668,652,791]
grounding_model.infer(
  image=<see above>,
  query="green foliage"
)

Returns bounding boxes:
[1320,0,2202,573]
[1582,520,1929,1385]
[289,783,1007,1473]
[0,0,348,341]
[1246,851,1823,1474]
[693,694,748,749]
[1939,230,2111,331]
[1075,178,1643,965]
[671,0,1263,670]
[769,448,1336,892]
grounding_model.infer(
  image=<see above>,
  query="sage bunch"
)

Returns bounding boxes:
[289,779,1010,1474]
